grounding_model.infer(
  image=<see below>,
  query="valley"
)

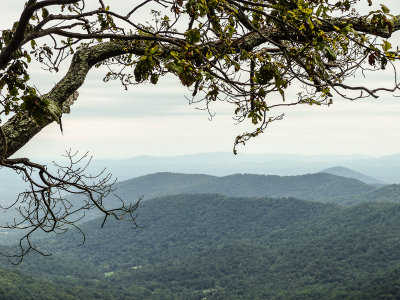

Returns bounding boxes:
[0,166,400,299]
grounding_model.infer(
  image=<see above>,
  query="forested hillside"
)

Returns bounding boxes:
[319,166,383,185]
[2,194,400,299]
[111,172,375,204]
[328,184,400,205]
[0,171,387,241]
[0,268,146,300]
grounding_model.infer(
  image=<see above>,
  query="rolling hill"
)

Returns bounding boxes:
[329,184,400,205]
[0,171,379,246]
[319,166,384,185]
[111,172,375,204]
[89,152,400,183]
[56,172,384,227]
[4,193,400,299]
[2,169,400,298]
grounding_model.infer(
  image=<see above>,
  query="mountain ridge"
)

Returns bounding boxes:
[86,152,400,182]
[112,172,375,205]
[319,166,384,185]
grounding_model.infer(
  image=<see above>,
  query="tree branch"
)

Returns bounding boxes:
[0,40,179,158]
[0,0,81,69]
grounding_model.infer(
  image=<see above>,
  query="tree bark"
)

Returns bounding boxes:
[0,41,148,158]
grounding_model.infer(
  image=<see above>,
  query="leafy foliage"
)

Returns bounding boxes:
[1,0,400,148]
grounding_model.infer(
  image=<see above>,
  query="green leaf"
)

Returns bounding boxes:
[256,64,274,85]
[150,74,159,84]
[206,50,213,59]
[380,4,390,14]
[185,29,201,45]
[166,62,184,75]
[42,8,49,18]
[277,87,285,101]
[25,53,31,63]
[258,88,266,98]
[324,46,337,61]
[316,5,322,17]
[341,24,353,34]
[382,40,391,52]
[149,45,159,55]
[381,56,388,70]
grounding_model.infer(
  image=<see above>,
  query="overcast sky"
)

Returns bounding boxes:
[3,0,400,160]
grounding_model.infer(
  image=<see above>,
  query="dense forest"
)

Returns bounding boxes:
[106,172,377,209]
[0,172,400,299]
[0,171,396,246]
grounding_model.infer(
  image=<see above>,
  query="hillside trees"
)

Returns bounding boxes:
[0,0,399,258]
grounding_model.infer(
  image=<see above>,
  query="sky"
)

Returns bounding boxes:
[3,0,400,160]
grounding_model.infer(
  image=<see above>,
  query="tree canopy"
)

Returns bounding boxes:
[0,0,399,259]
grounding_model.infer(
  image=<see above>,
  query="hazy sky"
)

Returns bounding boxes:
[3,1,400,160]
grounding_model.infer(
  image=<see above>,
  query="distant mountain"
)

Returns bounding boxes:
[93,152,369,181]
[6,194,400,299]
[60,172,375,225]
[0,171,378,245]
[87,152,400,183]
[319,166,384,185]
[3,151,400,208]
[115,172,215,200]
[112,172,374,204]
